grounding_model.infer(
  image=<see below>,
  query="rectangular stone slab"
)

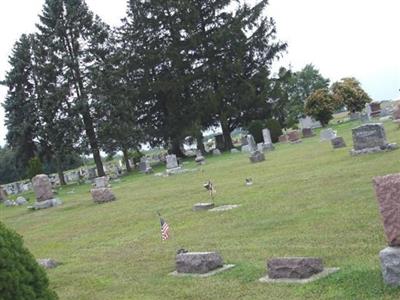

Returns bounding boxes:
[176,252,223,274]
[352,123,387,150]
[267,257,323,279]
[373,174,400,246]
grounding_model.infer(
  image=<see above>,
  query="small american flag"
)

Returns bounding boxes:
[159,215,170,241]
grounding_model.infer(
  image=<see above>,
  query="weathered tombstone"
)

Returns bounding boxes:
[176,252,223,274]
[87,167,97,179]
[373,173,400,286]
[287,131,301,143]
[351,123,397,155]
[267,257,324,279]
[139,158,152,173]
[166,154,179,169]
[302,128,315,138]
[370,102,381,117]
[32,174,54,202]
[193,203,214,211]
[16,196,28,206]
[261,128,274,151]
[212,149,221,156]
[246,135,257,152]
[249,151,265,163]
[230,148,240,153]
[331,137,346,149]
[278,134,288,143]
[320,128,337,141]
[94,176,109,188]
[195,151,205,165]
[37,259,59,269]
[91,187,116,204]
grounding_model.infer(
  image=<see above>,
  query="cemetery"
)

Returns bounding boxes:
[1,119,400,299]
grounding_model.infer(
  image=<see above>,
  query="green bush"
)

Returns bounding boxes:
[265,119,283,143]
[27,157,43,179]
[246,120,264,144]
[129,150,144,165]
[0,222,58,300]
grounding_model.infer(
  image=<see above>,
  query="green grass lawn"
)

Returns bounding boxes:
[2,120,400,299]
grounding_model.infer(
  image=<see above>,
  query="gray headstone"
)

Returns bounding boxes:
[249,151,265,163]
[331,136,346,149]
[352,123,387,151]
[320,128,337,141]
[176,252,223,274]
[380,247,400,286]
[16,196,28,206]
[37,258,59,269]
[212,149,221,156]
[91,188,116,204]
[166,154,179,169]
[262,128,272,145]
[193,203,215,211]
[267,257,323,279]
[247,135,257,152]
[94,176,109,188]
[32,174,54,202]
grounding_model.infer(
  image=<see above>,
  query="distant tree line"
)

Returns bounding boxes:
[0,0,372,184]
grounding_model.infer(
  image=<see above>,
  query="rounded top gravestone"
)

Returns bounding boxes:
[32,174,54,202]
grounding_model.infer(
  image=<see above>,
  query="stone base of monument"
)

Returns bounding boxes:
[91,188,116,204]
[259,257,339,284]
[28,198,62,210]
[166,167,183,175]
[350,143,398,156]
[249,151,265,163]
[331,136,346,149]
[209,204,240,212]
[170,252,235,277]
[379,247,400,286]
[193,203,215,211]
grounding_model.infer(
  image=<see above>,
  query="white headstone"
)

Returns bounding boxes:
[320,128,337,141]
[262,128,272,145]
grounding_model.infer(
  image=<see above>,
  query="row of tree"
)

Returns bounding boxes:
[1,0,372,184]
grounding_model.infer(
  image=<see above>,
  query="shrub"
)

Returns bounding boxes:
[27,157,43,179]
[0,222,58,300]
[265,119,283,143]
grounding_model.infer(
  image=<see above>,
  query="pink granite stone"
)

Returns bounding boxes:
[287,131,301,142]
[32,174,54,202]
[373,173,400,246]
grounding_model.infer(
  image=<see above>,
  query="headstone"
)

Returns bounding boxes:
[139,158,152,173]
[380,247,400,286]
[29,198,62,210]
[278,135,288,143]
[299,116,322,129]
[231,148,240,153]
[287,131,301,142]
[176,252,223,274]
[331,137,346,149]
[37,258,59,269]
[351,123,397,155]
[4,200,16,207]
[212,149,221,156]
[249,151,265,163]
[195,151,205,164]
[16,196,28,206]
[166,154,179,169]
[393,105,400,120]
[246,135,257,152]
[87,168,97,179]
[267,257,323,279]
[32,174,54,202]
[241,145,251,153]
[320,128,337,141]
[370,102,381,117]
[193,203,215,211]
[302,128,315,138]
[91,188,116,204]
[262,128,272,145]
[94,176,109,188]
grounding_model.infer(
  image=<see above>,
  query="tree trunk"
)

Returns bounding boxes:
[122,148,132,173]
[196,130,206,154]
[170,138,186,158]
[220,117,233,151]
[82,109,105,177]
[56,156,66,186]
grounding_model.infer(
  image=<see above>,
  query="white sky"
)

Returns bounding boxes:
[0,0,399,146]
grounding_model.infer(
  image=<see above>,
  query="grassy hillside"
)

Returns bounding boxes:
[2,119,400,299]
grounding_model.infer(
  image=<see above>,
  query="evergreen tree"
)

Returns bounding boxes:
[36,0,110,176]
[2,34,38,175]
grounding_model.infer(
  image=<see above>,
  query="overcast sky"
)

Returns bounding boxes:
[0,0,399,146]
